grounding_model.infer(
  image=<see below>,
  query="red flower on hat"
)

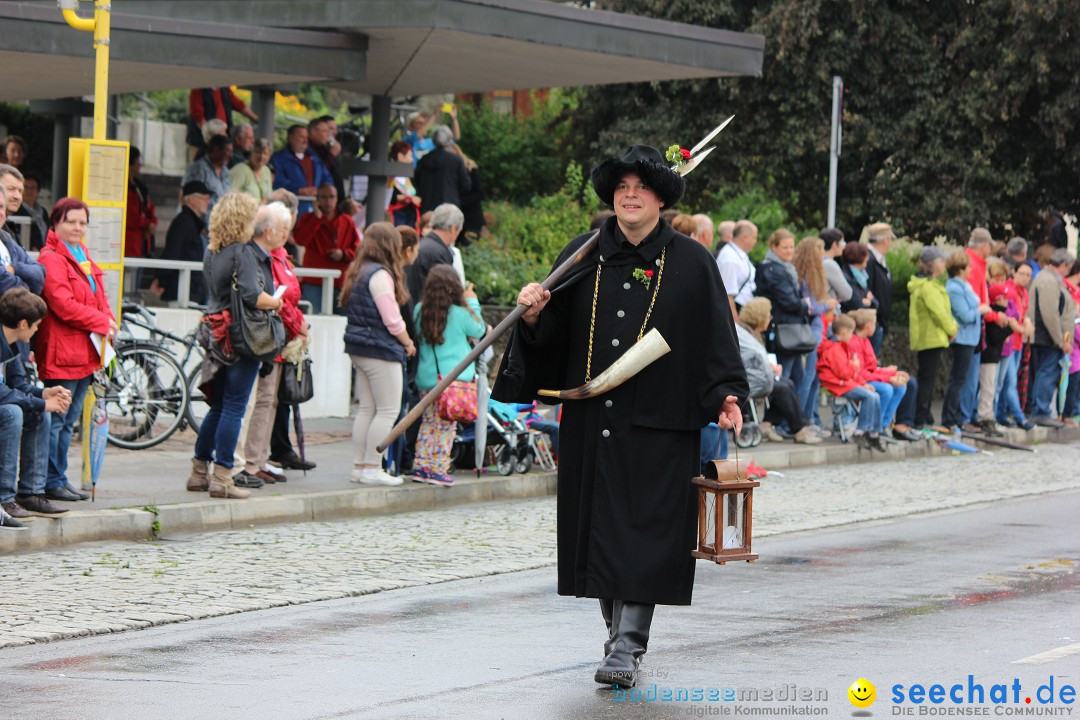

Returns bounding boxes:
[680,148,691,160]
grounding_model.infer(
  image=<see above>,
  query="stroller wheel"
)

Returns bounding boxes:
[514,450,534,475]
[495,446,515,476]
[736,423,761,449]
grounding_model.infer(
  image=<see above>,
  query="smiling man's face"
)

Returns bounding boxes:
[613,172,663,232]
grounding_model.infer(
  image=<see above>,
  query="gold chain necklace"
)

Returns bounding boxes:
[585,247,666,382]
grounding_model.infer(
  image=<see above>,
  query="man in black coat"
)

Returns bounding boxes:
[414,126,471,214]
[158,181,211,304]
[493,145,748,689]
[865,222,895,354]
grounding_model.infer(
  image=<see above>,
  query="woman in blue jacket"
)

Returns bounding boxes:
[412,265,487,486]
[942,250,990,428]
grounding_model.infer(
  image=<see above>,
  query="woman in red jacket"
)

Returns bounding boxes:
[37,198,118,502]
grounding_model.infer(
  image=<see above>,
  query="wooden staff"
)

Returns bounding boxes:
[376,230,600,452]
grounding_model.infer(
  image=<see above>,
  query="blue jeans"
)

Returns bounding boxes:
[44,375,92,491]
[995,352,1026,424]
[779,353,805,394]
[1029,345,1064,419]
[843,386,882,433]
[869,381,906,429]
[0,404,51,502]
[798,348,821,425]
[959,349,982,424]
[699,423,728,474]
[1065,371,1080,418]
[194,356,260,468]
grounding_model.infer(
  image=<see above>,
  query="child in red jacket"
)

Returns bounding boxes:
[850,309,921,440]
[816,314,885,452]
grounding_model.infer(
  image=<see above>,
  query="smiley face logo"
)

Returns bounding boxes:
[848,678,876,708]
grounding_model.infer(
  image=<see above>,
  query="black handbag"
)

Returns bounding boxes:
[228,268,286,362]
[278,357,314,404]
[774,322,818,354]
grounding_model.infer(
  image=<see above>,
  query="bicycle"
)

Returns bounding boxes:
[101,302,207,449]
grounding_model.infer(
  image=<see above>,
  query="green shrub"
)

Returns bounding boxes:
[885,239,925,329]
[461,238,547,306]
[458,94,574,204]
[702,184,808,262]
[466,162,595,304]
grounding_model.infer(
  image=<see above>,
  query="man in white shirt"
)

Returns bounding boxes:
[715,220,758,318]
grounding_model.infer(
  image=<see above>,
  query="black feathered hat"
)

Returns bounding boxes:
[590,144,686,209]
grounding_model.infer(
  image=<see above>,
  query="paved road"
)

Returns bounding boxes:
[0,488,1076,719]
[2,444,1079,651]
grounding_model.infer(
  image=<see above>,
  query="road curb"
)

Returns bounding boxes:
[0,472,559,554]
[0,425,1073,554]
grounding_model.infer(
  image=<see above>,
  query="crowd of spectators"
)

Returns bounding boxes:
[666,210,1078,456]
[0,91,1077,526]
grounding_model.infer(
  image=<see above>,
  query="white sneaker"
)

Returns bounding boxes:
[261,463,286,479]
[350,468,403,486]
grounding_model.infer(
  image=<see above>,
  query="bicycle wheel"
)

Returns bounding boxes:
[103,344,190,450]
[184,361,209,434]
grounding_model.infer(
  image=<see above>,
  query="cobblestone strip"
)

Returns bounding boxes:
[1,444,1078,649]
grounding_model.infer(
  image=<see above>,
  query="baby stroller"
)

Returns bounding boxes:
[450,398,534,476]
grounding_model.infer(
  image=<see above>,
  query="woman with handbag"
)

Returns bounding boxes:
[232,201,307,487]
[754,228,815,391]
[341,222,415,486]
[412,265,487,486]
[188,192,284,499]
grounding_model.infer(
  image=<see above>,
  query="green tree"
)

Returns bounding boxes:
[575,0,1080,243]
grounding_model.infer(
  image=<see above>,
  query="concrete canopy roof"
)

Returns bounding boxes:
[117,0,765,96]
[0,1,365,102]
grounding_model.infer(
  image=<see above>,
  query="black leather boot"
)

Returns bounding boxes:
[599,598,620,657]
[594,601,654,688]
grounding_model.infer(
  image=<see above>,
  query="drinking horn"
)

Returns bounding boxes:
[538,328,670,400]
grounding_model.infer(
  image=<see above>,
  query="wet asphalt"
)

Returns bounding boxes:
[0,489,1077,720]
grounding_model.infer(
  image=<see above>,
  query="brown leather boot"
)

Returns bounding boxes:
[208,463,250,499]
[186,458,210,491]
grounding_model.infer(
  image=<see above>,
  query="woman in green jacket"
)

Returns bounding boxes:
[412,265,487,486]
[907,246,958,427]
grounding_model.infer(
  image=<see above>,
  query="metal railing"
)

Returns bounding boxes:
[6,215,32,249]
[121,258,341,314]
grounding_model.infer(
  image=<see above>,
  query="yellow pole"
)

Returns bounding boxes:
[61,0,111,140]
[61,0,112,490]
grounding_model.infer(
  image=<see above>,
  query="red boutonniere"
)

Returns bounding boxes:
[633,267,655,289]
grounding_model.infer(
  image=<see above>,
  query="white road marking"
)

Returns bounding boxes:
[1012,643,1080,665]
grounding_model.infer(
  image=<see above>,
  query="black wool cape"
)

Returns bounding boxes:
[492,217,749,605]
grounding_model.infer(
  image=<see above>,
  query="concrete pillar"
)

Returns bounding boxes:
[253,88,277,141]
[365,94,391,224]
[51,113,82,199]
[107,95,120,140]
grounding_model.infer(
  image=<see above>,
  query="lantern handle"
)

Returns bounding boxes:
[718,427,744,482]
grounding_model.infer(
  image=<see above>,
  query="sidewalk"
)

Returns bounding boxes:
[2,416,1076,553]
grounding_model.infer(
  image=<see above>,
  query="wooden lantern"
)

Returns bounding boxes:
[692,459,759,564]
